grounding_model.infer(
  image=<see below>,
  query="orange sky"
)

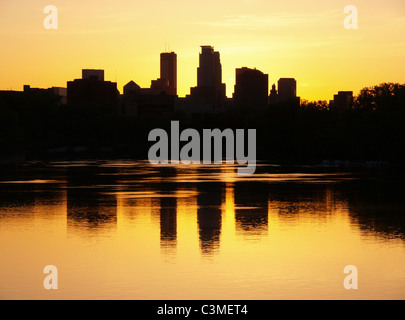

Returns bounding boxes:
[0,0,404,101]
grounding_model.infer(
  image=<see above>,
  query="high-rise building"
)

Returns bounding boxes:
[233,67,268,107]
[189,46,226,112]
[278,78,297,102]
[197,46,222,87]
[160,52,177,96]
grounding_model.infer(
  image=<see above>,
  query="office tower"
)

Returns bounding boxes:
[197,46,222,87]
[233,67,268,107]
[278,78,297,102]
[330,91,353,110]
[190,46,226,112]
[67,69,117,105]
[160,52,177,96]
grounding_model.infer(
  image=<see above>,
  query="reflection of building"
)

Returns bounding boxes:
[347,182,405,240]
[188,46,226,113]
[153,170,178,258]
[268,184,326,220]
[67,69,118,105]
[329,91,353,110]
[67,188,117,230]
[233,67,268,107]
[159,195,177,251]
[66,168,117,232]
[234,182,268,234]
[197,182,223,256]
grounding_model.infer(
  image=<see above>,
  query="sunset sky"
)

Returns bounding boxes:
[0,0,404,101]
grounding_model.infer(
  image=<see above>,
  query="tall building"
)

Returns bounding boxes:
[233,67,268,107]
[189,46,226,112]
[278,78,297,102]
[160,52,177,96]
[197,46,222,87]
[67,69,118,105]
[330,91,353,110]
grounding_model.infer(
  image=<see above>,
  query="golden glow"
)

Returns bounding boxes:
[0,0,404,101]
[1,163,405,299]
[2,178,405,299]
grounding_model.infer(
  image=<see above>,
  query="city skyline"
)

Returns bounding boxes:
[0,0,404,101]
[1,43,403,103]
[1,46,316,104]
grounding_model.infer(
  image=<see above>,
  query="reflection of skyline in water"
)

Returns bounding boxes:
[197,181,223,256]
[66,167,117,233]
[346,181,405,240]
[2,161,405,299]
[158,173,178,257]
[234,182,268,236]
[1,161,405,255]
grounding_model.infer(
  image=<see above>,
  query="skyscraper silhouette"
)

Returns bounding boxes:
[277,78,297,102]
[190,46,226,112]
[233,67,268,107]
[197,46,222,87]
[160,52,177,96]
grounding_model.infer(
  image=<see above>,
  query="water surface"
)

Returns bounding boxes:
[1,160,404,299]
